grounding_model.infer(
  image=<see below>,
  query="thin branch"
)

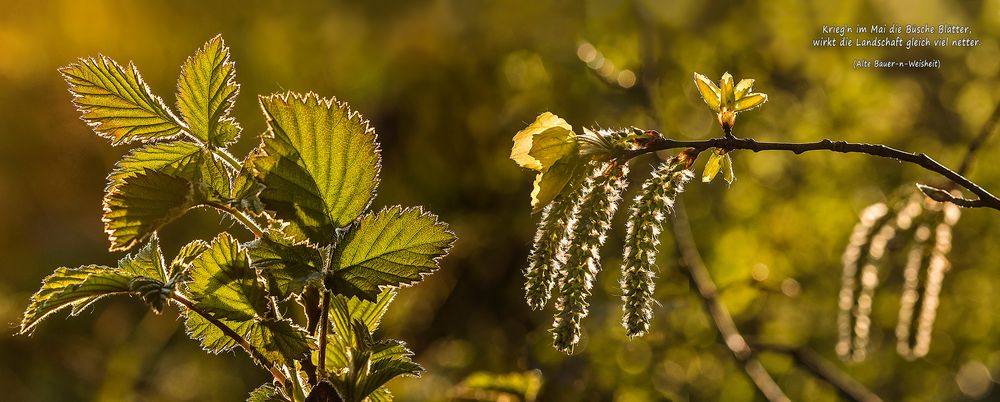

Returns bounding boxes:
[317,290,332,380]
[669,199,790,402]
[205,201,266,238]
[170,291,288,386]
[625,135,1000,211]
[753,342,882,402]
[957,101,1000,176]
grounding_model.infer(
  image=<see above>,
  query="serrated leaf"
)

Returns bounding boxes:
[60,56,182,145]
[359,344,421,397]
[118,233,167,282]
[107,141,202,185]
[19,265,132,334]
[246,232,323,300]
[183,310,256,352]
[511,112,575,171]
[331,290,396,336]
[169,239,211,280]
[249,318,313,366]
[103,168,198,251]
[107,141,232,204]
[327,207,455,301]
[187,232,268,321]
[177,35,242,147]
[694,72,721,112]
[251,92,381,244]
[702,149,726,183]
[247,383,290,402]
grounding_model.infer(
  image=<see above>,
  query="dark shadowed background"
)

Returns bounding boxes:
[1,0,999,400]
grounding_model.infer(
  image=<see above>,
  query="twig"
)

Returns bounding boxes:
[205,201,266,238]
[625,135,1000,211]
[669,199,790,402]
[753,342,882,402]
[957,101,1000,176]
[317,290,332,379]
[170,292,288,386]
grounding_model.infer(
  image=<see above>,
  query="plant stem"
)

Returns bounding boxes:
[206,201,266,238]
[753,342,882,402]
[625,135,1000,211]
[669,200,791,402]
[170,291,288,386]
[317,290,332,380]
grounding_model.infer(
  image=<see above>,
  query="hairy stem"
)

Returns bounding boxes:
[170,291,288,386]
[626,135,1000,211]
[206,201,266,238]
[317,290,332,379]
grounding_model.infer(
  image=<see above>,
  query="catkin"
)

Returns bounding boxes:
[551,161,629,353]
[896,201,960,359]
[524,170,587,310]
[620,158,693,337]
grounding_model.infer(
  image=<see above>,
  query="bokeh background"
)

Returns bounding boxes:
[2,0,1000,400]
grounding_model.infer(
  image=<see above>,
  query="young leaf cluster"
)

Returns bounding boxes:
[22,35,455,402]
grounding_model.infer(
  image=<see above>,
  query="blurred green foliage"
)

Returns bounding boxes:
[2,0,999,401]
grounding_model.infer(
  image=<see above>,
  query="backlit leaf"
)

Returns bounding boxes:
[186,232,268,321]
[19,265,131,334]
[60,56,182,145]
[177,35,242,147]
[529,155,581,213]
[721,153,735,185]
[249,318,312,366]
[327,206,455,301]
[251,92,381,243]
[734,78,755,99]
[169,239,211,280]
[107,141,232,203]
[511,112,575,171]
[247,384,290,402]
[694,72,722,112]
[118,232,167,282]
[246,232,324,300]
[183,310,256,353]
[103,168,198,251]
[702,149,726,183]
[734,93,768,112]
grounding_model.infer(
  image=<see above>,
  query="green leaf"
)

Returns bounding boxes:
[251,92,381,243]
[246,232,324,300]
[721,153,735,185]
[359,341,421,397]
[183,310,256,352]
[247,383,290,402]
[107,141,233,203]
[702,149,726,183]
[328,206,455,301]
[19,265,132,334]
[734,93,768,112]
[177,35,242,147]
[103,168,198,251]
[169,239,211,280]
[249,318,312,366]
[186,232,268,321]
[107,141,202,185]
[60,56,182,145]
[456,371,544,402]
[529,155,581,213]
[734,78,755,99]
[719,72,736,110]
[693,72,721,112]
[511,112,576,171]
[118,232,167,282]
[331,290,396,335]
